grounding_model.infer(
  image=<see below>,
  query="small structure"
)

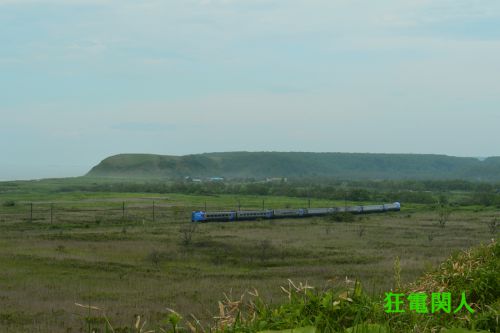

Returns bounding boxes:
[266,177,287,183]
[209,177,224,182]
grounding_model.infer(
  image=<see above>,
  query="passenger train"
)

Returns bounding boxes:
[191,202,400,222]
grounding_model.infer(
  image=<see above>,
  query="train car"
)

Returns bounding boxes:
[191,210,236,222]
[207,211,236,222]
[191,211,206,222]
[336,206,347,213]
[306,207,329,216]
[346,205,363,213]
[361,205,385,213]
[306,207,339,215]
[273,208,307,217]
[236,210,273,220]
[384,202,401,211]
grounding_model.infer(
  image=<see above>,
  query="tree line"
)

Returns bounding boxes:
[51,178,500,206]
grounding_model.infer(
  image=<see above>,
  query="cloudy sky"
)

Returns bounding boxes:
[1,0,499,180]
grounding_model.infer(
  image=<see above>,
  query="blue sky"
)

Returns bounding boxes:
[1,0,500,180]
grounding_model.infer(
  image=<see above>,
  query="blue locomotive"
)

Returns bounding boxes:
[191,202,400,222]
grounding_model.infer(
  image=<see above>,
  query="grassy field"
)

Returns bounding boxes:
[0,192,497,332]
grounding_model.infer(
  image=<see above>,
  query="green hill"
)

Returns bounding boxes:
[86,152,500,181]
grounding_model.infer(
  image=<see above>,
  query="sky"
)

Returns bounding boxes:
[1,0,500,180]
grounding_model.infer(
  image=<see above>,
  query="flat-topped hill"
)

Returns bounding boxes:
[86,152,500,181]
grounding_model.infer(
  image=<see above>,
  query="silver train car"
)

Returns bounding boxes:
[191,202,400,222]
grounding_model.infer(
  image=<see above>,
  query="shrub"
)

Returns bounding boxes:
[179,223,197,246]
[328,212,355,223]
[2,200,15,207]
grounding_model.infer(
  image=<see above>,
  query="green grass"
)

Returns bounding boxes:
[208,242,498,333]
[0,190,497,332]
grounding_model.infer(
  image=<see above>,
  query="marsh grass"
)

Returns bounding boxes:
[0,193,496,332]
[206,241,498,333]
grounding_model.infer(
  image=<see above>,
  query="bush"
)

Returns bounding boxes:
[2,200,15,207]
[328,212,355,223]
[213,241,499,333]
[404,240,499,332]
[179,223,197,246]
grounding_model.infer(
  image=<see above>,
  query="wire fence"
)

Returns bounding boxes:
[0,194,347,227]
[0,199,299,225]
[0,201,198,225]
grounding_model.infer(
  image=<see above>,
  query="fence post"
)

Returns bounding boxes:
[30,202,33,222]
[122,202,125,220]
[262,199,265,210]
[50,203,53,224]
[152,200,155,222]
[308,199,311,208]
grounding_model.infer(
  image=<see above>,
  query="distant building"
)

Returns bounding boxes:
[185,176,202,182]
[209,177,224,182]
[266,177,287,183]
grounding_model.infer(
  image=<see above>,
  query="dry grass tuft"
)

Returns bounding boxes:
[408,240,497,295]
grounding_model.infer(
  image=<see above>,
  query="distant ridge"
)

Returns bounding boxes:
[86,152,500,181]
